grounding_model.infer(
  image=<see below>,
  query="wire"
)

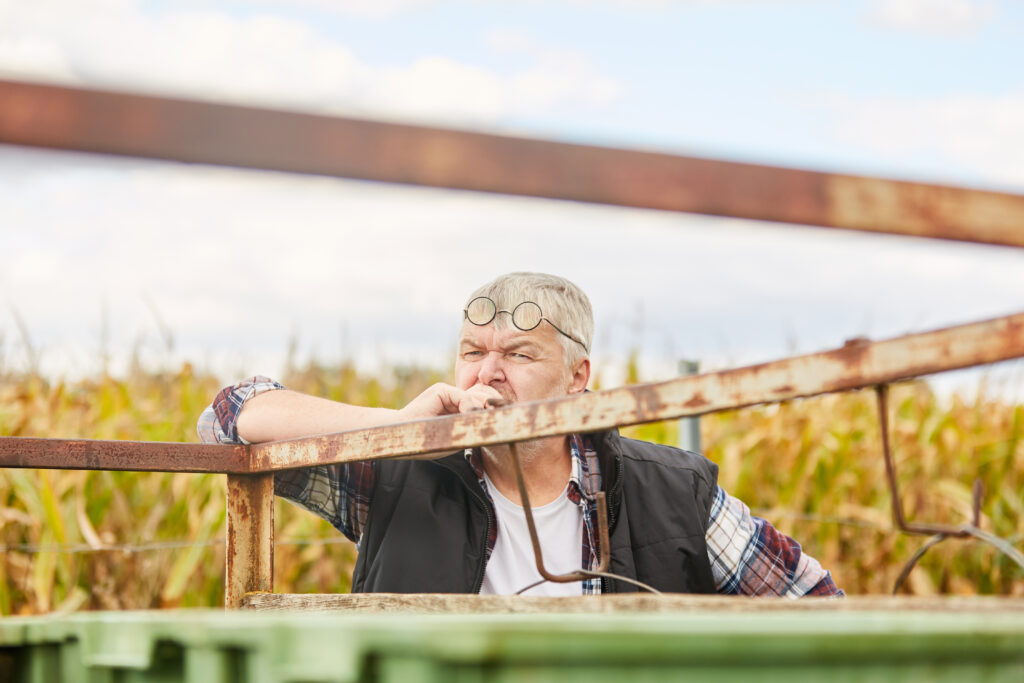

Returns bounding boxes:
[0,536,355,554]
[515,571,661,595]
[2,515,1016,556]
[749,510,890,530]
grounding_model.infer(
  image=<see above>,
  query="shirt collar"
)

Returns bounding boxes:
[464,434,602,502]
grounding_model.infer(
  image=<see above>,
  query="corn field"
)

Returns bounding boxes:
[0,361,1021,614]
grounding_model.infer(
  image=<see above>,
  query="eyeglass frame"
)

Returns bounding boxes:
[463,296,590,353]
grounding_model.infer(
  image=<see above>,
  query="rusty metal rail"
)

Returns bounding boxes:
[3,310,1023,475]
[248,310,1024,471]
[3,79,1024,248]
[0,437,247,472]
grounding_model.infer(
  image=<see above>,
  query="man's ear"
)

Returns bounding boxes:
[568,358,590,394]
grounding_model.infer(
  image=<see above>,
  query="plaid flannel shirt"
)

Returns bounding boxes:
[198,376,843,597]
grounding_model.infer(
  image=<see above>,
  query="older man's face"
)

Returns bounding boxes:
[454,319,575,403]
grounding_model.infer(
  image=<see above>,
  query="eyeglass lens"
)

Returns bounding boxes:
[511,302,543,331]
[466,297,496,325]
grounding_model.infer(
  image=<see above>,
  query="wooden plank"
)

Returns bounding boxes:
[225,473,274,608]
[248,310,1024,472]
[2,79,1023,248]
[0,437,248,473]
[241,593,1024,613]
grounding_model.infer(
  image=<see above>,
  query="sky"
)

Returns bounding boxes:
[1,0,1023,398]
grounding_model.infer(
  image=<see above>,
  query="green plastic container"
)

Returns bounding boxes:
[1,608,1022,682]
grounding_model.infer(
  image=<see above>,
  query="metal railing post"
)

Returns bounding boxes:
[225,473,274,608]
[678,359,701,453]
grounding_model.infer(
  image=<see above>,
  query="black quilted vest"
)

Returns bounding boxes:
[351,429,719,594]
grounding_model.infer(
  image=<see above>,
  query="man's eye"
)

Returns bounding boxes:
[508,352,532,361]
[463,350,484,359]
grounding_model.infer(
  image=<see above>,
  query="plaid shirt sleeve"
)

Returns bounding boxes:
[706,485,844,597]
[196,375,374,543]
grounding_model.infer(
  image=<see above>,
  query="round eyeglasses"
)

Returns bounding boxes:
[463,296,589,353]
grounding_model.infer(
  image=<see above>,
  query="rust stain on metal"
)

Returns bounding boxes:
[631,385,665,421]
[683,392,709,409]
[474,414,498,442]
[225,473,274,608]
[831,337,872,370]
[422,413,457,450]
[523,403,541,432]
[2,79,1023,249]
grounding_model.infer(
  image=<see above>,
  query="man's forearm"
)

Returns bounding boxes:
[237,389,403,444]
[198,375,502,446]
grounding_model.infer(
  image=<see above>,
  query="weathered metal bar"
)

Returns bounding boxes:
[249,310,1024,472]
[242,593,1024,613]
[2,79,1023,248]
[0,437,248,473]
[225,473,274,608]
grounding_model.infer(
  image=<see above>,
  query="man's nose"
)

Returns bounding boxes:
[477,351,506,384]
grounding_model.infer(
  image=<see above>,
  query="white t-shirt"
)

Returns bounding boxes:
[479,472,584,596]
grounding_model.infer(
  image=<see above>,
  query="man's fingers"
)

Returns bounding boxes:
[466,383,504,403]
[407,383,507,416]
[456,385,507,413]
[457,392,489,414]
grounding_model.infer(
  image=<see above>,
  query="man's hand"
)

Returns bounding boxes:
[398,383,505,421]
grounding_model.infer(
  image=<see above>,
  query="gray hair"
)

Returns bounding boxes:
[464,272,593,368]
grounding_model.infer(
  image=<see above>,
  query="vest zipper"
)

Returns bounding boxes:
[600,453,625,594]
[468,486,494,594]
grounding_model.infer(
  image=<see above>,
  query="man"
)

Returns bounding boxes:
[199,272,842,596]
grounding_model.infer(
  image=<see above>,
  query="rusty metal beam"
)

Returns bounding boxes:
[2,311,1021,475]
[225,473,274,608]
[0,437,248,473]
[250,310,1024,471]
[2,79,1023,248]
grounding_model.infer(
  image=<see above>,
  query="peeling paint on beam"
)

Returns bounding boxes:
[0,437,249,472]
[2,79,1023,248]
[249,311,1024,471]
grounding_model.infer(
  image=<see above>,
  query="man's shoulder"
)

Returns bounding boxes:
[612,434,719,485]
[602,432,720,537]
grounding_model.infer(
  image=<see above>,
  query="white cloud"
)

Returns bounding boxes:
[0,1,623,125]
[0,34,77,81]
[822,91,1024,188]
[867,0,997,37]
[484,29,537,54]
[485,29,623,111]
[239,0,433,18]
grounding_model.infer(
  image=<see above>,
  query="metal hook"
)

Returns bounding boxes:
[875,385,1024,593]
[508,441,609,582]
[507,441,661,594]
